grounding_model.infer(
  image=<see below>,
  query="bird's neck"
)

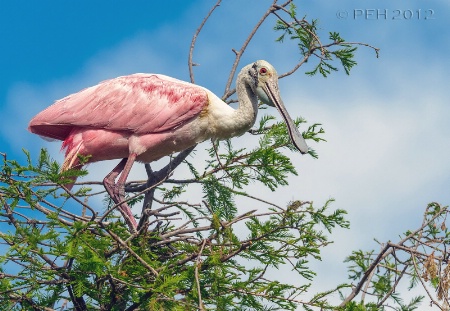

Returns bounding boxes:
[233,72,259,134]
[206,69,258,140]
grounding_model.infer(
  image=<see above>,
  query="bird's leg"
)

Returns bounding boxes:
[103,156,138,233]
[115,154,138,231]
[103,158,127,200]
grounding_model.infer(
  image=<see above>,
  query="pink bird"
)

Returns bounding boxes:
[29,60,308,232]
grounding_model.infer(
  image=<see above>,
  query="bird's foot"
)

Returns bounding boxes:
[117,201,138,234]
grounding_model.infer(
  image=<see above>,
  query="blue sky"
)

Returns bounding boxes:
[0,2,187,85]
[1,0,449,308]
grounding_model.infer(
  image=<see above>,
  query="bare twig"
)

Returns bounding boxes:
[188,0,222,83]
[376,265,408,308]
[101,224,159,277]
[195,239,207,311]
[411,254,443,310]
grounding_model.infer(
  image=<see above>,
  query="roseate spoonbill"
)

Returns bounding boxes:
[29,60,308,231]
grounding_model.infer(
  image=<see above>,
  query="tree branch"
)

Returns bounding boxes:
[188,0,222,83]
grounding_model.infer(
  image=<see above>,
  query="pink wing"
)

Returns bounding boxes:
[28,74,209,140]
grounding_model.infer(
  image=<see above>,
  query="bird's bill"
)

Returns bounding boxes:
[262,79,309,154]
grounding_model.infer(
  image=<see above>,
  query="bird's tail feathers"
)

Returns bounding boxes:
[61,139,84,191]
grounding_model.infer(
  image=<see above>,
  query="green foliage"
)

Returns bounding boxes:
[274,4,360,77]
[1,146,351,310]
[3,145,441,310]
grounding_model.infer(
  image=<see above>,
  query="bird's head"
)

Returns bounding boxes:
[246,60,279,107]
[240,60,309,154]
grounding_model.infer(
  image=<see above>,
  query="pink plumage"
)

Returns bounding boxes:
[29,74,209,169]
[29,74,207,140]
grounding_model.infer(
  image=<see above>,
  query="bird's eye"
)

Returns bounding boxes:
[259,67,268,75]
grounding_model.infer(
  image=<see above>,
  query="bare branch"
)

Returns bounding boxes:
[188,0,222,83]
[195,239,207,311]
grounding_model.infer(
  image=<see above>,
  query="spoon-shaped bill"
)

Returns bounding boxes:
[263,80,309,154]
